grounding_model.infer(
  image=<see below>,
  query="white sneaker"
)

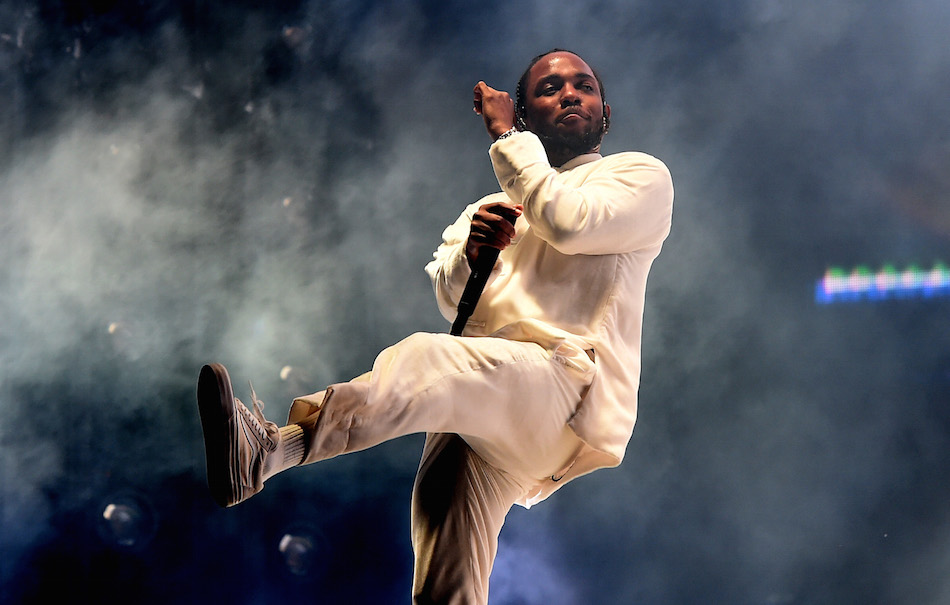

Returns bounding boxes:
[196,363,279,507]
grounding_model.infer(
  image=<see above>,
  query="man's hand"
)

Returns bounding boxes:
[473,81,516,140]
[466,202,522,268]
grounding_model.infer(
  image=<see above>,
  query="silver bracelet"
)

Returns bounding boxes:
[495,127,518,141]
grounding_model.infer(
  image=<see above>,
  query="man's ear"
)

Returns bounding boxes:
[603,103,611,133]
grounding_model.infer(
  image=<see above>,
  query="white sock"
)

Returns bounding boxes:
[263,424,307,481]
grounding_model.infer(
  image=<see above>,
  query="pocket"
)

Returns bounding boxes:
[551,340,597,381]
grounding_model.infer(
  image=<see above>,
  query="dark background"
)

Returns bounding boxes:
[2,1,949,603]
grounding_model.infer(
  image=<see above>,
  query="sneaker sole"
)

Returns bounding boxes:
[196,363,239,508]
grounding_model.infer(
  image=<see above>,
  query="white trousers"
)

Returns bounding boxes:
[286,332,594,605]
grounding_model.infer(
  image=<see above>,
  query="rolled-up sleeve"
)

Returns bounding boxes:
[489,132,673,256]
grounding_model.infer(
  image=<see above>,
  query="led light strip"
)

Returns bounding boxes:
[815,263,950,304]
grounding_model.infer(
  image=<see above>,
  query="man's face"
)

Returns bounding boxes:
[522,52,610,161]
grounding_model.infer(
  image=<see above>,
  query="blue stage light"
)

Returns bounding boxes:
[815,263,950,304]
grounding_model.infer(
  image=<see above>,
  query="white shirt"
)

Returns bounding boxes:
[426,131,673,505]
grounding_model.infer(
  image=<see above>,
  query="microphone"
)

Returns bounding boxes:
[450,210,516,336]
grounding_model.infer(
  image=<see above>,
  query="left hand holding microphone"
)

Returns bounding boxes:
[465,201,523,268]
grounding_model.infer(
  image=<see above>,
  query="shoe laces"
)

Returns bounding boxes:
[235,381,276,449]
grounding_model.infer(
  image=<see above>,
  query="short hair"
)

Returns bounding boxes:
[515,49,609,132]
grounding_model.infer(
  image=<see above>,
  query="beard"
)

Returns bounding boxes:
[531,118,607,164]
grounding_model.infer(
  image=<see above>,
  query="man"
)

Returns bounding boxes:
[197,49,673,604]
